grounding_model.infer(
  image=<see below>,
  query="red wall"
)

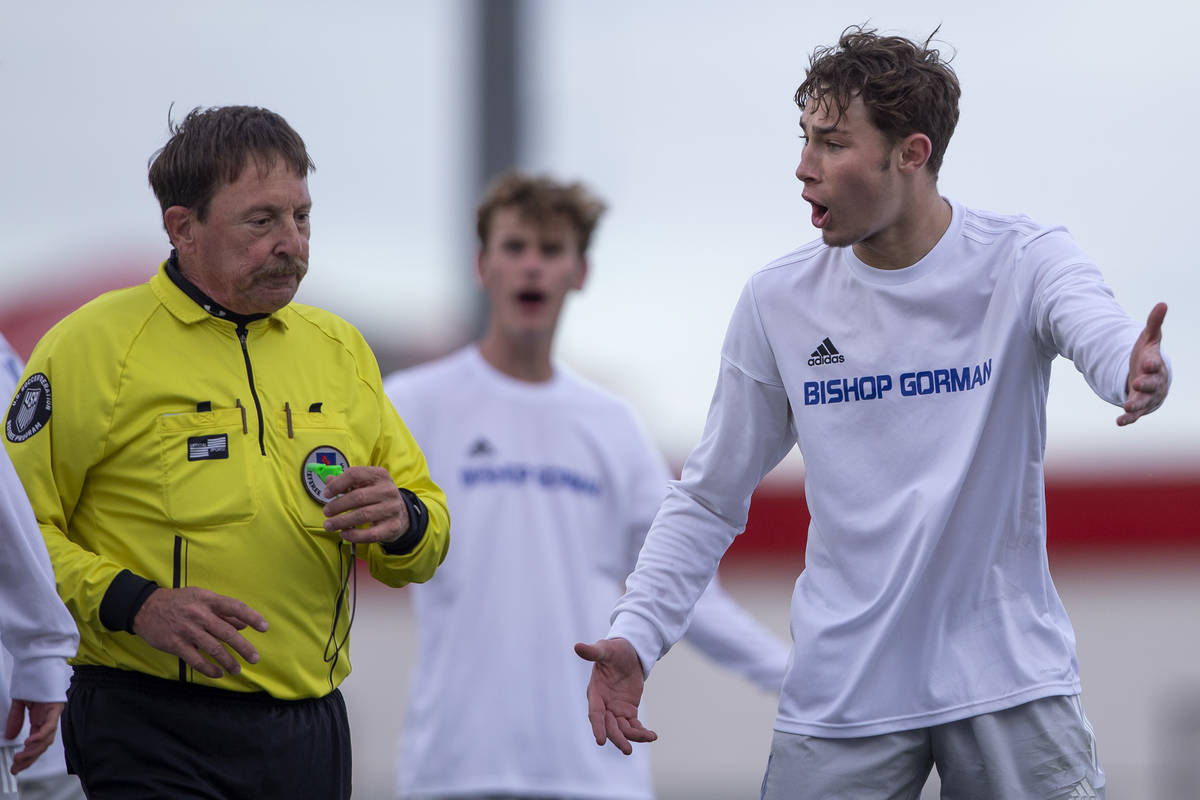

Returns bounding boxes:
[730,474,1200,562]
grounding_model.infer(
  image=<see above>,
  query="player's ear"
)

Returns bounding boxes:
[164,206,196,254]
[571,257,589,291]
[474,248,488,288]
[897,133,932,174]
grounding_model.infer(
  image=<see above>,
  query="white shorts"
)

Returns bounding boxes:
[760,694,1104,799]
[0,746,18,799]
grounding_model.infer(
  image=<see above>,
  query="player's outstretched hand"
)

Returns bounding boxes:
[132,587,269,679]
[574,637,657,755]
[4,699,63,774]
[1118,302,1169,427]
[321,466,411,545]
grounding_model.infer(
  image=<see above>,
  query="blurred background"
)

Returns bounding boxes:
[2,1,1196,797]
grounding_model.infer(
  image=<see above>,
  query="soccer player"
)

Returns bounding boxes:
[383,171,790,799]
[0,333,82,800]
[3,106,450,799]
[578,26,1169,799]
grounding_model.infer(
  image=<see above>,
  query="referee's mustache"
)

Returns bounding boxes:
[260,255,308,281]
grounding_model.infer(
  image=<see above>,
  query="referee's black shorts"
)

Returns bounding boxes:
[63,666,351,799]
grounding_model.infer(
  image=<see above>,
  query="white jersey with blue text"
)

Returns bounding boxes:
[384,347,789,799]
[609,199,1147,738]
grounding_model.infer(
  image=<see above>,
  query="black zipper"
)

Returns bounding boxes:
[173,535,187,681]
[236,323,267,456]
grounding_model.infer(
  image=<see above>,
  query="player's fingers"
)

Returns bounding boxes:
[574,641,602,664]
[1117,404,1158,426]
[1123,392,1148,413]
[11,736,52,774]
[1124,380,1167,413]
[586,713,607,746]
[605,709,632,756]
[4,702,23,740]
[19,727,52,759]
[1130,372,1165,395]
[1134,351,1164,377]
[616,714,658,744]
[26,706,60,743]
[1144,302,1167,341]
[584,676,612,745]
[1117,403,1143,425]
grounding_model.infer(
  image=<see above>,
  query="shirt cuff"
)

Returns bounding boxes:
[99,569,159,633]
[607,611,668,679]
[9,654,72,704]
[381,488,429,556]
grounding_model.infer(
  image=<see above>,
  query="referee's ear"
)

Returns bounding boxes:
[163,205,196,254]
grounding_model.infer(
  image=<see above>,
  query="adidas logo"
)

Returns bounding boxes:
[467,438,495,457]
[808,337,845,366]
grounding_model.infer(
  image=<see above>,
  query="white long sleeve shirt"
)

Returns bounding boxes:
[384,346,789,799]
[1,335,79,766]
[610,199,1149,738]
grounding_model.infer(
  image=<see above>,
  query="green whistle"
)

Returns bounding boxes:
[305,463,343,480]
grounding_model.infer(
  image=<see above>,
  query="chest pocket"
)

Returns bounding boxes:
[275,407,354,532]
[157,408,257,528]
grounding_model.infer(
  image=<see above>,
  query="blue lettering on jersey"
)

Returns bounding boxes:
[804,359,992,406]
[460,462,601,496]
[802,374,893,405]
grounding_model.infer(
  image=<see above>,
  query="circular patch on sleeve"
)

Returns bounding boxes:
[5,373,52,443]
[301,446,350,505]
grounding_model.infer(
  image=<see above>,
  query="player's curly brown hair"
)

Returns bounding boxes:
[476,171,607,255]
[795,25,961,177]
[148,105,315,222]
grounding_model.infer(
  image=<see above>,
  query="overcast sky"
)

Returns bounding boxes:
[1,0,1195,476]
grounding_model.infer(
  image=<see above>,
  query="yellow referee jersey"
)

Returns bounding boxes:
[3,262,449,699]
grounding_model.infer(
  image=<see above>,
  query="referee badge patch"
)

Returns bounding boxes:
[5,373,52,443]
[301,446,350,505]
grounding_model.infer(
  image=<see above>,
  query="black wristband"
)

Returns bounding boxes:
[382,488,429,555]
[99,569,160,633]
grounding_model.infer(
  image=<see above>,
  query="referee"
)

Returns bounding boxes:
[3,106,450,799]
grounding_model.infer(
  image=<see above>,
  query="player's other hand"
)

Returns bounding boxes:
[132,587,269,679]
[1119,302,1169,426]
[4,699,63,774]
[574,637,657,755]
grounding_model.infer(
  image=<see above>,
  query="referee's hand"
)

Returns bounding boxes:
[575,637,657,755]
[132,587,269,679]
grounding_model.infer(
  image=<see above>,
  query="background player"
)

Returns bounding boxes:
[384,171,790,799]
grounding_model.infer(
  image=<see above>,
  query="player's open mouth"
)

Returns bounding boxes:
[810,201,830,229]
[516,290,546,310]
